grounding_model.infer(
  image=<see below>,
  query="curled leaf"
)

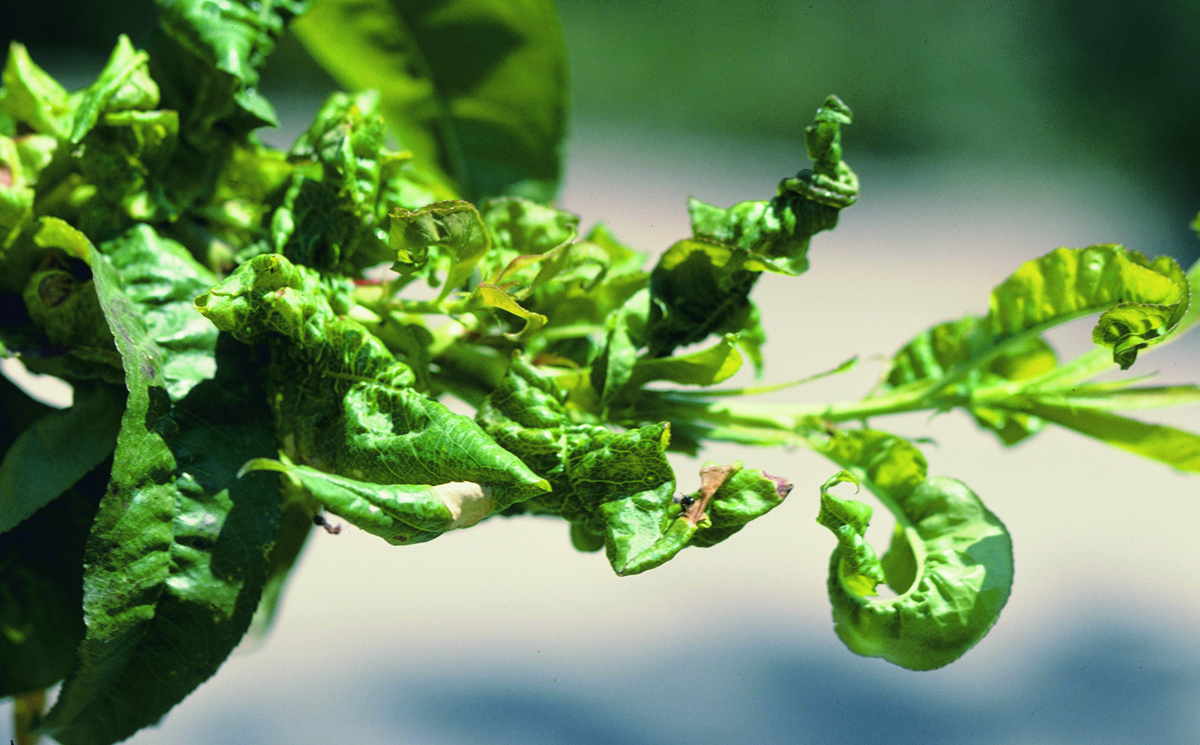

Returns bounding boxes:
[241,458,497,545]
[815,471,884,597]
[885,245,1189,388]
[389,199,490,294]
[1,43,72,137]
[477,356,788,574]
[197,254,550,510]
[995,246,1189,370]
[814,429,1013,670]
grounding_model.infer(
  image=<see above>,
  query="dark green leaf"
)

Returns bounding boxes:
[686,95,857,277]
[37,226,279,745]
[0,382,122,535]
[637,96,860,360]
[0,484,101,698]
[644,238,762,358]
[478,356,788,573]
[39,338,280,745]
[270,90,400,273]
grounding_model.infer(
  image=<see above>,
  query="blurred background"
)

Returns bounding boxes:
[4,1,1200,743]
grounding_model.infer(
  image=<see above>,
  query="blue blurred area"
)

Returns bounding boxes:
[153,620,1200,745]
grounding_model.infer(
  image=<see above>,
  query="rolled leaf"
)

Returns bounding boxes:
[389,199,490,294]
[885,246,1188,387]
[478,356,789,574]
[639,97,857,361]
[815,471,884,597]
[687,94,858,277]
[814,429,1013,670]
[242,458,502,545]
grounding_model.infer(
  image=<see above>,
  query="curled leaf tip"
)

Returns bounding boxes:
[236,457,287,478]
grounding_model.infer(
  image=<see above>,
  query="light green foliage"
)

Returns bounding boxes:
[813,430,1013,671]
[0,3,1197,743]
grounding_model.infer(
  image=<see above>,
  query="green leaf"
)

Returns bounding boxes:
[0,375,106,698]
[1004,402,1200,473]
[879,315,1057,445]
[589,288,650,408]
[389,199,490,296]
[689,462,791,548]
[37,227,279,745]
[292,0,568,202]
[478,356,788,574]
[0,132,56,248]
[241,458,500,545]
[474,283,548,340]
[644,237,762,357]
[101,224,219,400]
[626,333,743,389]
[876,245,1191,445]
[0,484,100,699]
[152,0,310,150]
[0,382,123,535]
[75,109,181,235]
[39,339,281,745]
[815,471,884,597]
[993,246,1188,370]
[686,94,857,277]
[813,429,1013,670]
[637,96,859,360]
[1,43,72,137]
[269,90,402,273]
[196,254,550,508]
[885,246,1189,390]
[68,35,160,144]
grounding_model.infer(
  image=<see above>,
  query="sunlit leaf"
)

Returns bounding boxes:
[814,429,1013,670]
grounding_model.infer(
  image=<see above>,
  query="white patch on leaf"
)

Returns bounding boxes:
[434,482,492,529]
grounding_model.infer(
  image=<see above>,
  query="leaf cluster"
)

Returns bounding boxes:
[0,1,1198,743]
